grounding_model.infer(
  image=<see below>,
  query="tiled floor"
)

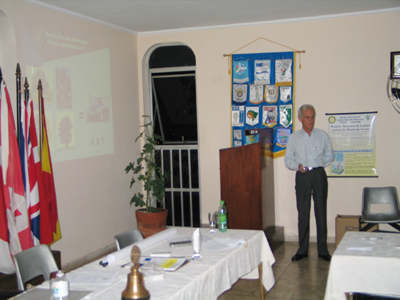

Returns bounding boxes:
[218,241,336,300]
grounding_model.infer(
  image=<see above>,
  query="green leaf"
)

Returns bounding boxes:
[134,132,144,143]
[126,117,167,211]
[125,162,134,173]
[143,143,154,152]
[129,178,136,188]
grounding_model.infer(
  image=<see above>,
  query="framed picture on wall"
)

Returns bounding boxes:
[390,51,400,79]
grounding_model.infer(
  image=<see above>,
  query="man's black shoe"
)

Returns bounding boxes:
[319,254,331,261]
[291,253,308,261]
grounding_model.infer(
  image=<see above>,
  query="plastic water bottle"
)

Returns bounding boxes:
[218,200,228,232]
[51,270,69,299]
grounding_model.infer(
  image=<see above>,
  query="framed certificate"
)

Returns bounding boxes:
[390,51,400,79]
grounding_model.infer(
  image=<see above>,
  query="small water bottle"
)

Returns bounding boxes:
[51,270,69,299]
[218,200,228,232]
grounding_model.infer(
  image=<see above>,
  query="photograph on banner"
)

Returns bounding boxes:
[254,59,271,84]
[232,106,245,127]
[245,129,260,145]
[232,84,247,103]
[265,85,278,103]
[233,128,244,147]
[327,112,377,177]
[273,127,291,158]
[249,84,264,104]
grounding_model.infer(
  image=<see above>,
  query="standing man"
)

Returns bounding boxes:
[284,104,334,261]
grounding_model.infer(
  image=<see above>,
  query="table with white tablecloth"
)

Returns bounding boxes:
[30,227,275,300]
[324,231,400,300]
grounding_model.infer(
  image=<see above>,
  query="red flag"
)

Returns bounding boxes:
[0,86,15,274]
[29,100,53,245]
[23,99,41,246]
[1,85,33,254]
[41,97,61,243]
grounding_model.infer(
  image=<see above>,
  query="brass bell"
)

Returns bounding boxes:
[121,246,150,300]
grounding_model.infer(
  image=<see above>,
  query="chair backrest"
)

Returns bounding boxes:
[13,244,59,290]
[362,186,400,223]
[114,229,144,250]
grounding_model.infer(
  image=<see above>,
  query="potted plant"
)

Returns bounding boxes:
[125,116,169,238]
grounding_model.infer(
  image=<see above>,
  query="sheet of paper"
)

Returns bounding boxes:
[66,271,117,285]
[202,237,246,251]
[346,241,374,251]
[10,289,91,300]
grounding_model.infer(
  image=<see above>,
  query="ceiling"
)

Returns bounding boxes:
[24,0,400,35]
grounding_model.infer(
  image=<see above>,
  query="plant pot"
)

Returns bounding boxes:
[135,208,168,238]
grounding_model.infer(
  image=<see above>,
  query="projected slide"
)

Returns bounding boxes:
[26,48,114,162]
[26,26,114,162]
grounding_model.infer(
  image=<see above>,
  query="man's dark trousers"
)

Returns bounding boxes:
[295,167,329,256]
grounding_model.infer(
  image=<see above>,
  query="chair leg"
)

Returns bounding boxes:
[360,223,376,231]
[389,223,400,231]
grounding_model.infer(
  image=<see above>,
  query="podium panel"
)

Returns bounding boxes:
[219,143,262,230]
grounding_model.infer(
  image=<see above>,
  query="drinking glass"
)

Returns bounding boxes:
[208,213,217,233]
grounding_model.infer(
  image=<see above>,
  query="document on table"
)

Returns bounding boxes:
[202,237,246,251]
[10,289,91,300]
[66,271,118,285]
[123,257,188,271]
[346,240,374,251]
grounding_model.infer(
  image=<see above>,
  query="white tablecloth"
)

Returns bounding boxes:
[39,227,276,300]
[324,231,400,300]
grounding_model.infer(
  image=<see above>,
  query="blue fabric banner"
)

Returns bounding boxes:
[231,51,295,158]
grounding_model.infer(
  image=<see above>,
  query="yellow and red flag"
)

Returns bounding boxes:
[40,96,61,244]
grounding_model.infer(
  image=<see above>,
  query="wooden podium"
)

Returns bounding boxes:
[220,143,263,230]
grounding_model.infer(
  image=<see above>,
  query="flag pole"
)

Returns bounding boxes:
[24,77,29,105]
[0,67,3,84]
[16,63,22,141]
[38,79,43,162]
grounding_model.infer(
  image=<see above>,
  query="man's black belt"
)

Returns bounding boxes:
[307,167,323,171]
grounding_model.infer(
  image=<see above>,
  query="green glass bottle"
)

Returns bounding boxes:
[218,201,227,232]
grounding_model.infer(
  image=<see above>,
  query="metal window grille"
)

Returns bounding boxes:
[155,145,200,227]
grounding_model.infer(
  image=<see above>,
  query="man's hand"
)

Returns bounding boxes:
[298,164,307,173]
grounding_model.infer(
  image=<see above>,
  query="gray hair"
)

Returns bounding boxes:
[298,104,316,118]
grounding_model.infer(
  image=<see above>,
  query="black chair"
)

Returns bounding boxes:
[360,186,400,232]
[354,293,400,300]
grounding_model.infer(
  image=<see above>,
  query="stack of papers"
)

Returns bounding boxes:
[141,257,187,271]
[123,258,187,272]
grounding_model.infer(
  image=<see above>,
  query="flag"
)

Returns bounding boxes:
[0,165,15,274]
[41,97,61,243]
[1,85,33,256]
[21,98,41,246]
[0,85,15,274]
[29,99,53,245]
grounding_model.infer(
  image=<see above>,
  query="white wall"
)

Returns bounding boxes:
[136,11,400,243]
[1,0,400,267]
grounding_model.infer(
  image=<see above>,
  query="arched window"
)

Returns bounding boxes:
[149,45,200,227]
